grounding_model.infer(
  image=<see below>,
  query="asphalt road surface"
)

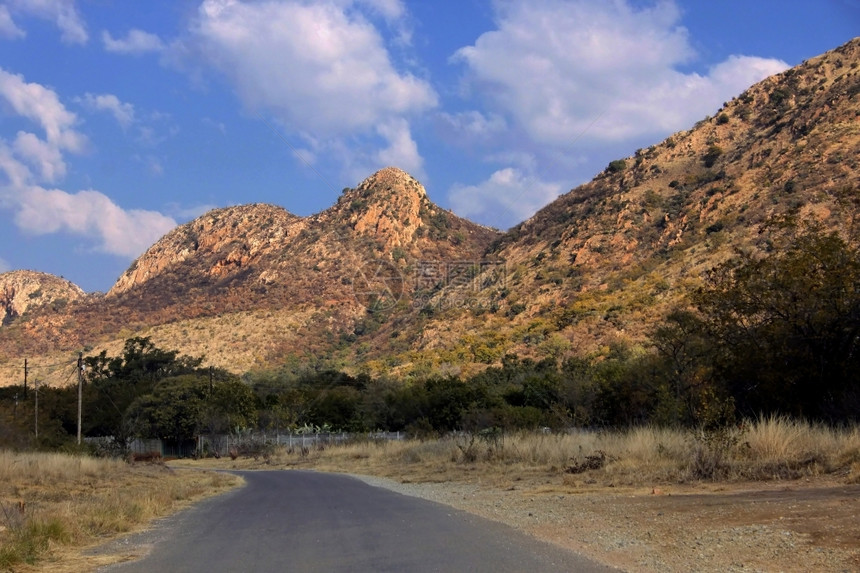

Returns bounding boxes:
[103,470,615,573]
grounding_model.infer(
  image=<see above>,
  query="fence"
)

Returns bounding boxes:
[87,431,404,458]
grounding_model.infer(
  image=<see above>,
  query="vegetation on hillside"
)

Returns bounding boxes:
[3,222,857,456]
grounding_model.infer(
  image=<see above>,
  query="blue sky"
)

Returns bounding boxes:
[0,0,857,292]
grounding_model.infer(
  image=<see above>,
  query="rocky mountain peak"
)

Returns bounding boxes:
[0,270,86,326]
[320,167,442,251]
[109,203,303,296]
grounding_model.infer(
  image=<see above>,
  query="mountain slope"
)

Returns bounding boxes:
[0,168,500,384]
[1,39,858,385]
[391,37,860,373]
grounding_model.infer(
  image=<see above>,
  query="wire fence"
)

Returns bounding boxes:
[86,431,405,459]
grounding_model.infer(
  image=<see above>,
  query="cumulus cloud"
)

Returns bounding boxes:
[78,93,136,128]
[374,118,423,177]
[102,29,165,54]
[12,131,66,182]
[437,110,507,143]
[14,187,176,257]
[452,0,788,145]
[0,68,176,258]
[0,68,86,152]
[7,0,87,44]
[0,5,25,39]
[449,168,564,229]
[355,0,406,22]
[192,0,435,134]
[187,0,435,175]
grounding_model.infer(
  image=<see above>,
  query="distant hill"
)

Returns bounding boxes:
[0,168,499,384]
[0,270,86,326]
[0,38,858,386]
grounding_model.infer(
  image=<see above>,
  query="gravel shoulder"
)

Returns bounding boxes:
[352,474,860,572]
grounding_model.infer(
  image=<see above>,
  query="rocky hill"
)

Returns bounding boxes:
[0,39,857,385]
[368,37,860,374]
[0,168,499,384]
[0,270,86,326]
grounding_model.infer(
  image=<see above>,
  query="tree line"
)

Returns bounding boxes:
[1,222,857,451]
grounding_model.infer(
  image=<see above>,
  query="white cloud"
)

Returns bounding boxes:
[187,0,435,175]
[13,131,66,182]
[79,93,136,128]
[355,0,406,22]
[437,110,507,142]
[14,187,176,257]
[0,69,175,259]
[102,29,165,54]
[0,256,10,273]
[7,0,87,44]
[448,168,563,229]
[375,118,423,177]
[0,5,25,39]
[0,141,31,188]
[192,0,435,134]
[453,0,788,145]
[0,68,86,152]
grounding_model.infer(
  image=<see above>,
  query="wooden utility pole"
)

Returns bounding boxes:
[34,376,38,439]
[77,352,83,445]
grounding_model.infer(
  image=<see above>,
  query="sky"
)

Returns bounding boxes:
[0,0,857,292]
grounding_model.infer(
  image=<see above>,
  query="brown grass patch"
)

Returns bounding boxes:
[175,419,860,490]
[0,451,241,571]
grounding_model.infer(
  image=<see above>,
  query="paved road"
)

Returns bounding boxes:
[103,470,615,572]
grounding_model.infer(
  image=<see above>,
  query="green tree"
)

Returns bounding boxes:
[127,375,258,441]
[81,337,203,449]
[691,226,860,420]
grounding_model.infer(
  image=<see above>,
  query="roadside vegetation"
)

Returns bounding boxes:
[0,219,858,568]
[194,416,860,488]
[0,450,240,571]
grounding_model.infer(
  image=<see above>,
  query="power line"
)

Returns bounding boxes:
[0,358,78,371]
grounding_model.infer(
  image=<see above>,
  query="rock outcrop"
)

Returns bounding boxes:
[0,270,86,326]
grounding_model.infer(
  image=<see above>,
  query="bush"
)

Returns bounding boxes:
[702,145,724,167]
[606,159,627,173]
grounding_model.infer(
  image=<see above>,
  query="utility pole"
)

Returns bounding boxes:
[77,352,83,445]
[34,376,38,440]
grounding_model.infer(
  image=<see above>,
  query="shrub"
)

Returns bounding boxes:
[702,145,724,167]
[606,159,627,173]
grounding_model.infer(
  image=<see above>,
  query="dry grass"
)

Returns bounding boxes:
[0,451,241,571]
[181,418,860,489]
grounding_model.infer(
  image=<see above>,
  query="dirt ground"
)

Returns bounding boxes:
[350,474,860,572]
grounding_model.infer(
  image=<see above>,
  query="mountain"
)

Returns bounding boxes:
[0,270,86,326]
[399,37,860,370]
[0,39,858,386]
[0,168,499,384]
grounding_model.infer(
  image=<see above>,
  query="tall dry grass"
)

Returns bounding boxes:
[251,418,860,487]
[0,451,240,570]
